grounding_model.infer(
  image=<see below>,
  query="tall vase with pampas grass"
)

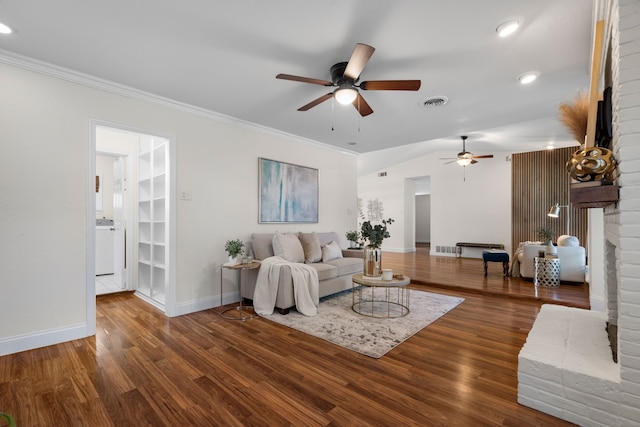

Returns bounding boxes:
[559,91,589,146]
[559,91,617,182]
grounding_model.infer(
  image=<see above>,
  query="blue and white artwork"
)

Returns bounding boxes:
[259,158,318,223]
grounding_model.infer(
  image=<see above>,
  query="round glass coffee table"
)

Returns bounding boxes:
[351,273,410,318]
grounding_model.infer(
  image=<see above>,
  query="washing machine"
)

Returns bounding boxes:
[96,220,114,275]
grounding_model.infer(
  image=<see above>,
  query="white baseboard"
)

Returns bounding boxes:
[0,324,90,357]
[172,291,239,317]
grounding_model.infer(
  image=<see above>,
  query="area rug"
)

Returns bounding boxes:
[260,289,464,358]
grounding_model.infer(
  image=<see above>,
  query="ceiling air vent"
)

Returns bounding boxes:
[421,95,449,108]
[378,172,387,177]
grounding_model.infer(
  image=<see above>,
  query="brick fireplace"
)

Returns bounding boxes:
[518,1,640,425]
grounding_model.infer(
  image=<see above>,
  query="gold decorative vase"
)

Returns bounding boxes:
[363,246,382,277]
[566,147,616,182]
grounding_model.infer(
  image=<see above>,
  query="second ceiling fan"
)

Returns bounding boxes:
[443,136,494,166]
[276,43,421,117]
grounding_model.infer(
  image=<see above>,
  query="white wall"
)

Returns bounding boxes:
[358,148,512,257]
[0,62,357,355]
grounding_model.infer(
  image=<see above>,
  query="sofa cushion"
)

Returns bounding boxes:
[299,232,322,264]
[252,233,275,260]
[325,256,363,276]
[308,262,339,281]
[321,240,343,262]
[557,235,580,247]
[272,231,304,263]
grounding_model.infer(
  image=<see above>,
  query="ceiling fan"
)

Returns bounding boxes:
[276,43,421,117]
[442,136,494,166]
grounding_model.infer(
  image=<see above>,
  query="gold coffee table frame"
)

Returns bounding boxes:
[351,273,411,318]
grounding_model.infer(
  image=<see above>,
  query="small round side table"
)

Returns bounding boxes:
[220,261,260,320]
[534,257,560,287]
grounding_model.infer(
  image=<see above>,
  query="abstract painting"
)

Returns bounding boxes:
[259,158,318,223]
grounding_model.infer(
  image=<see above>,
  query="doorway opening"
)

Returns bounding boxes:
[412,176,431,250]
[88,120,176,318]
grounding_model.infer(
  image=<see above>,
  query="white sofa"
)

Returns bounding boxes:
[516,237,586,283]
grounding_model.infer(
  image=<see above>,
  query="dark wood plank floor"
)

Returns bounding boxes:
[0,250,587,426]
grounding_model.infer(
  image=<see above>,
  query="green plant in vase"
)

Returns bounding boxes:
[345,230,360,248]
[536,227,554,244]
[224,239,244,265]
[360,218,394,276]
[361,218,394,249]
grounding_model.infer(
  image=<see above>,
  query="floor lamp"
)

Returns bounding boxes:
[548,203,570,235]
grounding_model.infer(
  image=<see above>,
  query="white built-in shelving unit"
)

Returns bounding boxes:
[136,135,168,309]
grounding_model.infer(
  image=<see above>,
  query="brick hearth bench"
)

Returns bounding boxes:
[518,304,621,426]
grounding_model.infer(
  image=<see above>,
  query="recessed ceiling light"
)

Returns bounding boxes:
[519,71,540,84]
[496,21,519,37]
[0,22,13,34]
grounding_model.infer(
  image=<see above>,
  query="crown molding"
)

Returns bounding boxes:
[0,49,357,156]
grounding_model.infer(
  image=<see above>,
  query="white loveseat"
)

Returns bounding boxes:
[515,236,586,283]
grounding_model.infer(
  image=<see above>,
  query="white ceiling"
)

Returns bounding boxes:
[0,0,593,160]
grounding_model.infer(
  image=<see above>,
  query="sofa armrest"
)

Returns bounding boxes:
[342,249,364,259]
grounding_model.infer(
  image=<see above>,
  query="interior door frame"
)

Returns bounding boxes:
[87,118,177,323]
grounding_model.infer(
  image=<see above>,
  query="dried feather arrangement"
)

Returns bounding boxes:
[558,91,589,145]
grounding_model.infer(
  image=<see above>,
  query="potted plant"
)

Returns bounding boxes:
[224,239,244,265]
[345,230,360,248]
[360,218,394,276]
[536,227,556,256]
[536,227,554,243]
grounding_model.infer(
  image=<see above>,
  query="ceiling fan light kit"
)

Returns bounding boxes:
[335,87,358,105]
[276,43,421,117]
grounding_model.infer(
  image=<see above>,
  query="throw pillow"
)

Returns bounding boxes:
[299,232,322,264]
[272,231,304,263]
[557,235,580,247]
[321,240,343,262]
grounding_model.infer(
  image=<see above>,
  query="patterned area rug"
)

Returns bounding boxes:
[260,289,464,358]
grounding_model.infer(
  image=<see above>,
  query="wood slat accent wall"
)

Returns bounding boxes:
[512,147,588,252]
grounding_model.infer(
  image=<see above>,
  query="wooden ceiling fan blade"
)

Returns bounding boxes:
[472,155,494,159]
[360,80,421,91]
[471,159,478,164]
[276,73,333,86]
[297,93,334,111]
[353,92,373,116]
[344,43,375,80]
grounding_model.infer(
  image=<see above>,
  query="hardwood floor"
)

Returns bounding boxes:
[0,250,588,426]
[383,246,589,309]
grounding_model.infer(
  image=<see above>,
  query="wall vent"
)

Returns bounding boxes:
[435,245,457,254]
[378,171,387,177]
[421,95,449,108]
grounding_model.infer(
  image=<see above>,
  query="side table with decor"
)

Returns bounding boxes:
[534,257,560,287]
[220,261,260,320]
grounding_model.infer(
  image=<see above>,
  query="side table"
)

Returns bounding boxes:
[534,257,560,287]
[220,261,260,320]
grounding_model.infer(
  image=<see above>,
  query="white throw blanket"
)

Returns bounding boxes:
[253,256,319,316]
[510,241,542,277]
